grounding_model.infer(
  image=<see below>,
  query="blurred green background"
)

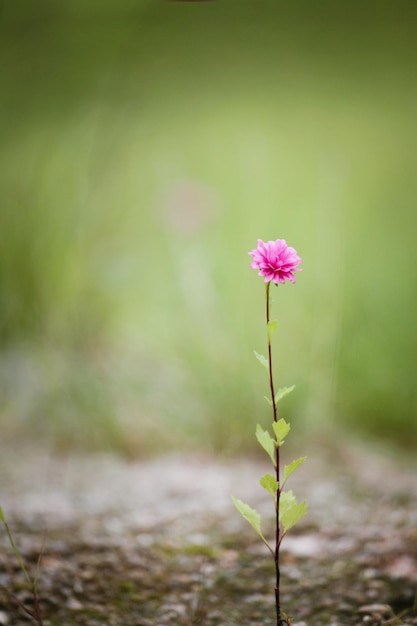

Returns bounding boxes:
[0,1,416,455]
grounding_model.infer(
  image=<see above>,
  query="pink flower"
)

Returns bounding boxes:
[249,239,302,284]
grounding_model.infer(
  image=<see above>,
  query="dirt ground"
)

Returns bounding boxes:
[0,438,416,626]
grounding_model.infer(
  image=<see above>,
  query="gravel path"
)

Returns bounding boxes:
[0,440,416,625]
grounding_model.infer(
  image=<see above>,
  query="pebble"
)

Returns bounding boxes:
[0,611,9,625]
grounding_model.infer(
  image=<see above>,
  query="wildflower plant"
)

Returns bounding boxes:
[232,239,307,626]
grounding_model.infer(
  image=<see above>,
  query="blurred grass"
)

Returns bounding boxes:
[0,1,416,454]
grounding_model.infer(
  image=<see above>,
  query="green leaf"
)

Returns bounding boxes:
[279,489,296,513]
[274,385,295,404]
[256,424,276,465]
[267,320,278,341]
[260,473,279,496]
[272,418,291,446]
[280,490,308,534]
[231,497,274,554]
[254,350,269,371]
[264,395,272,406]
[231,497,262,534]
[0,506,5,523]
[283,456,307,482]
[282,501,308,534]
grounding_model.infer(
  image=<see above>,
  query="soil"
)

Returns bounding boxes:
[0,439,416,626]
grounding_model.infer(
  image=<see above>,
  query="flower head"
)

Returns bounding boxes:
[249,239,302,284]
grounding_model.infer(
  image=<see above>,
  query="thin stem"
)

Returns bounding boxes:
[3,520,31,586]
[1,515,45,625]
[265,282,282,626]
[33,591,43,626]
[266,283,278,424]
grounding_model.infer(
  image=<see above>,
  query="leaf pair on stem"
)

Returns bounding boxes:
[232,415,307,554]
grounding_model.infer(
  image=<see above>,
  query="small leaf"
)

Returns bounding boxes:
[280,490,308,533]
[256,424,276,465]
[231,497,261,533]
[274,385,296,404]
[283,456,307,482]
[267,320,278,341]
[254,350,269,371]
[231,497,274,554]
[264,395,272,406]
[282,501,308,534]
[260,473,279,496]
[279,489,296,513]
[272,418,291,446]
[0,506,5,523]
